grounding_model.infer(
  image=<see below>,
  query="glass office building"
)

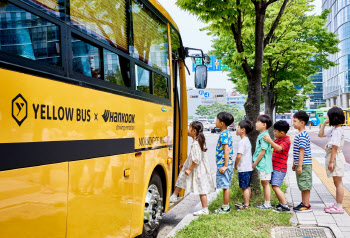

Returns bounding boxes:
[309,69,326,109]
[322,0,350,108]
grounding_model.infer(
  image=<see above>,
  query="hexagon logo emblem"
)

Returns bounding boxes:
[12,94,28,126]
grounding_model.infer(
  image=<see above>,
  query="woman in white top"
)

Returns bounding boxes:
[170,121,215,216]
[318,106,346,214]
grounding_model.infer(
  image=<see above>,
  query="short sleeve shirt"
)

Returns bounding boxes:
[272,136,291,172]
[253,130,272,173]
[216,130,234,166]
[236,137,253,172]
[326,127,344,148]
[293,130,312,165]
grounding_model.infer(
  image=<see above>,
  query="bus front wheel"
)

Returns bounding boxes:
[140,171,164,238]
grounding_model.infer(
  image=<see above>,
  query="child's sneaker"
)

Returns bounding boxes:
[294,203,312,213]
[324,203,335,211]
[193,208,209,216]
[214,206,231,214]
[236,204,250,210]
[293,202,304,211]
[169,194,178,203]
[256,204,272,209]
[325,205,344,214]
[274,204,290,212]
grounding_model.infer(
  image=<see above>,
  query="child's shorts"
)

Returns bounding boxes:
[295,164,312,191]
[216,165,234,189]
[238,171,253,189]
[325,154,346,178]
[258,170,271,181]
[270,170,286,187]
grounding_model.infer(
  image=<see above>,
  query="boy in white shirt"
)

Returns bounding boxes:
[234,120,254,210]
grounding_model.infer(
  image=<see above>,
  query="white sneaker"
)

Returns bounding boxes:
[170,195,178,203]
[193,208,209,216]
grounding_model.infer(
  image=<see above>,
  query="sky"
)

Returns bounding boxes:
[158,0,323,91]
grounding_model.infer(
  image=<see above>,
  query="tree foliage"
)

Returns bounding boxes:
[209,1,339,115]
[195,103,245,121]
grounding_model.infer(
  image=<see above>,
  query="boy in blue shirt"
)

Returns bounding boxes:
[293,110,312,212]
[214,112,234,214]
[253,114,273,209]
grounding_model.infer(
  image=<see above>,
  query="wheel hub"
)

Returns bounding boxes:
[144,184,163,233]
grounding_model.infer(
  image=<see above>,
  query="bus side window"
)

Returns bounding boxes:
[72,37,101,79]
[103,49,131,87]
[152,72,169,99]
[135,65,151,93]
[0,3,61,66]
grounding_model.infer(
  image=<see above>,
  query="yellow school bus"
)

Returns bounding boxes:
[0,0,208,237]
[343,108,350,126]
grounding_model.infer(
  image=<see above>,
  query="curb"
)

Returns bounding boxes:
[165,189,220,238]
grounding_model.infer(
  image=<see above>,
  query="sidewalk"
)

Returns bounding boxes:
[286,129,350,237]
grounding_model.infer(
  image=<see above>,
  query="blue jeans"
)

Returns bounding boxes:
[216,165,234,189]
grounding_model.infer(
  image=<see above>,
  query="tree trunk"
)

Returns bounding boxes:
[264,92,275,139]
[244,2,266,196]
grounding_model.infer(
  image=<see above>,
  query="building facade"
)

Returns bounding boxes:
[309,68,326,109]
[322,0,350,108]
[226,92,247,110]
[187,88,226,118]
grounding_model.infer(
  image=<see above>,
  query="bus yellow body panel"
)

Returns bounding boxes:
[343,108,350,126]
[0,68,178,237]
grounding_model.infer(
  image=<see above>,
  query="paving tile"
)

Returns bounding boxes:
[316,216,336,224]
[297,213,316,221]
[339,226,350,232]
[341,232,350,237]
[298,220,318,226]
[336,221,350,227]
[327,223,345,237]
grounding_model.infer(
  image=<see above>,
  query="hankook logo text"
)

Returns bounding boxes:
[102,110,135,123]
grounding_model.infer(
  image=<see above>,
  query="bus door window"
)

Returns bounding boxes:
[72,37,101,79]
[0,3,61,66]
[103,49,131,87]
[135,65,151,93]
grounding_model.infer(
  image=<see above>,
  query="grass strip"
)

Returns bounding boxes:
[174,171,291,238]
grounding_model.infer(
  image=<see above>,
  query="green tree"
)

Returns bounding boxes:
[211,5,339,126]
[317,103,327,108]
[177,0,290,195]
[195,103,244,121]
[195,105,210,116]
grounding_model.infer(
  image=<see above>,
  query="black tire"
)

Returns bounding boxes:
[138,172,163,238]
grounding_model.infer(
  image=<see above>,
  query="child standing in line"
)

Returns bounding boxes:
[318,106,346,214]
[234,120,254,210]
[253,115,273,209]
[213,112,235,214]
[263,120,291,212]
[292,110,313,212]
[170,121,215,216]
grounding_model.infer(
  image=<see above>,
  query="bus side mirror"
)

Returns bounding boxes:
[195,65,207,89]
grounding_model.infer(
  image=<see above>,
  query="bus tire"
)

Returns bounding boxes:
[139,171,164,238]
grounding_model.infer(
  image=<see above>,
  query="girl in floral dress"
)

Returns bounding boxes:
[170,121,215,215]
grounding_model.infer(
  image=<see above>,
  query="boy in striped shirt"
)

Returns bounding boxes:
[263,120,291,212]
[292,110,312,212]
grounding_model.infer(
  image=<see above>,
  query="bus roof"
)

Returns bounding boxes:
[150,0,179,31]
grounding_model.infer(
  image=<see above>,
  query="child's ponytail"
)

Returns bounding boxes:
[191,121,207,152]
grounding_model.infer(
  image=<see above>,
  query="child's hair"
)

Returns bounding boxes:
[257,114,272,129]
[274,120,290,133]
[327,106,345,126]
[217,112,234,126]
[238,120,253,134]
[293,110,309,124]
[190,121,207,152]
